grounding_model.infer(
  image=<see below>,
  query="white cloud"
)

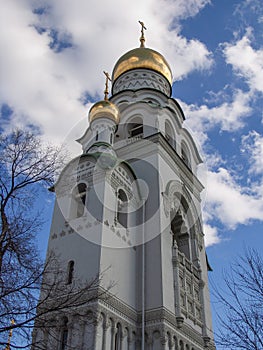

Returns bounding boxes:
[241,130,263,175]
[182,96,263,246]
[0,0,212,144]
[181,89,252,146]
[203,223,220,247]
[204,167,263,229]
[223,31,263,93]
[0,0,87,144]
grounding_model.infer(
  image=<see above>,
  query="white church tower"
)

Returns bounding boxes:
[33,23,216,350]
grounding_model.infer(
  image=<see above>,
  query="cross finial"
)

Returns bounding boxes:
[103,71,111,101]
[139,21,147,47]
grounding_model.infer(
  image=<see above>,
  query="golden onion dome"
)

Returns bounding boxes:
[112,47,173,85]
[89,100,120,124]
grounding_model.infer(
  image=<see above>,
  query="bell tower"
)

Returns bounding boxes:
[33,23,216,350]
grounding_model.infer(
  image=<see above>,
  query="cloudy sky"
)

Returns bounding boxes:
[1,0,263,338]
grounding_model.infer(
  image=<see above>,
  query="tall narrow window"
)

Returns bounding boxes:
[96,130,99,141]
[117,189,128,228]
[181,142,191,169]
[60,318,68,350]
[165,120,175,148]
[67,260,74,284]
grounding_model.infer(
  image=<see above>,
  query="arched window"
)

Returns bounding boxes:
[171,208,191,260]
[60,317,68,350]
[117,189,128,228]
[165,120,175,148]
[181,142,191,169]
[71,183,87,218]
[67,260,74,284]
[114,323,121,350]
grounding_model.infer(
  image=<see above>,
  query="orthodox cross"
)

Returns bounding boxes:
[103,71,111,100]
[139,21,147,47]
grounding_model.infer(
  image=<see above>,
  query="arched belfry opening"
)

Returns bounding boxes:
[70,182,87,218]
[126,116,143,138]
[171,208,191,261]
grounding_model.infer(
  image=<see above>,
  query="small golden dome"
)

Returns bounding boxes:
[112,47,173,84]
[89,100,120,124]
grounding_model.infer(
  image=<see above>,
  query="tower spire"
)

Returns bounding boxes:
[103,71,111,101]
[139,20,147,47]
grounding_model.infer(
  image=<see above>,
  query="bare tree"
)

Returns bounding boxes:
[0,129,110,349]
[214,248,263,350]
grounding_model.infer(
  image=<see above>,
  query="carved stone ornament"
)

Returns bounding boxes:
[162,191,171,217]
[162,180,184,217]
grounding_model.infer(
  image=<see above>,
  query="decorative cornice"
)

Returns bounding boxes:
[112,69,171,96]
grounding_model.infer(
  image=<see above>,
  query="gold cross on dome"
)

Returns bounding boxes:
[103,71,111,100]
[139,21,147,47]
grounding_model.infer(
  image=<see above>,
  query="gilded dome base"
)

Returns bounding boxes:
[112,68,171,96]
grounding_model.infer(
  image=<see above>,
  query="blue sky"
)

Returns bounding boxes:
[1,0,263,341]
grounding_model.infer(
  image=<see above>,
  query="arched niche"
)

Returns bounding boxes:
[152,330,161,350]
[114,323,122,350]
[66,260,74,284]
[179,340,184,350]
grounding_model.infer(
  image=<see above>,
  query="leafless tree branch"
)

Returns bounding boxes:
[213,247,263,350]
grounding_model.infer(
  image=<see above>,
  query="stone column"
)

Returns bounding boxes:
[169,338,175,350]
[79,320,86,349]
[102,318,110,350]
[160,333,168,350]
[110,322,117,350]
[66,316,74,347]
[82,319,95,349]
[172,243,184,328]
[199,278,211,347]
